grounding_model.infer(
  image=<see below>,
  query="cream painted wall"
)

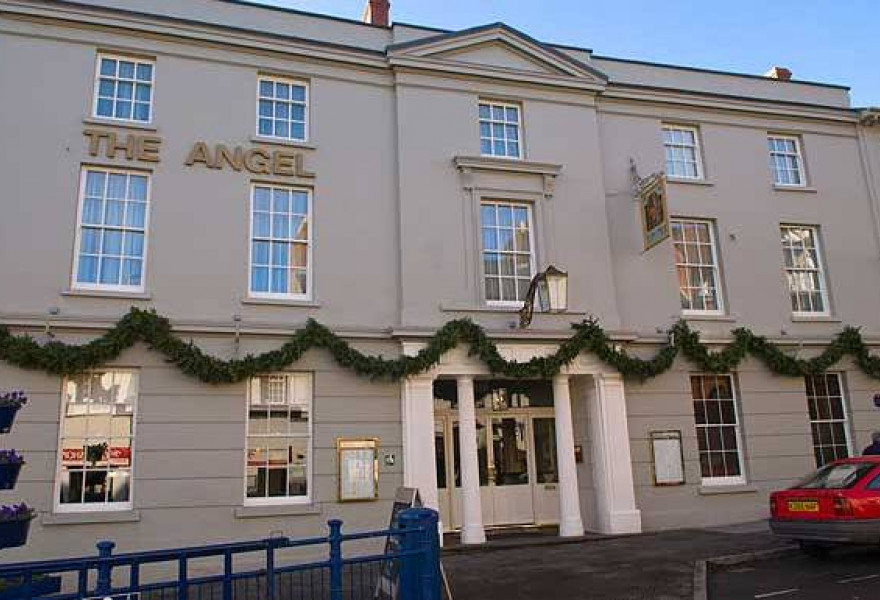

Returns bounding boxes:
[0,335,402,561]
[0,16,399,330]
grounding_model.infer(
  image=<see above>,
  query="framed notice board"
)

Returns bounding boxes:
[649,430,685,486]
[337,438,380,502]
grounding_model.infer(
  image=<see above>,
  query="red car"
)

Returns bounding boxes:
[770,456,880,556]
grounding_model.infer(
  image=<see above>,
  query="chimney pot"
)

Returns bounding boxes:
[765,66,793,81]
[363,0,390,27]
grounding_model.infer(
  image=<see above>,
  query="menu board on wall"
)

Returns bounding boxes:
[650,430,686,486]
[337,438,379,502]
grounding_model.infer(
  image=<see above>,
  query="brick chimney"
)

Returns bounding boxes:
[362,0,390,27]
[764,66,793,81]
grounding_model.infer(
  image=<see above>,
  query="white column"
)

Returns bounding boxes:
[402,374,438,515]
[589,374,642,535]
[457,375,486,544]
[553,374,585,537]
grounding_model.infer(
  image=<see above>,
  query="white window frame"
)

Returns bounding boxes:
[479,100,523,160]
[805,373,852,467]
[71,167,151,294]
[53,369,138,513]
[691,373,747,487]
[243,373,313,506]
[671,218,725,316]
[255,76,310,143]
[480,200,537,308]
[247,184,313,301]
[662,124,704,180]
[768,134,806,187]
[780,224,830,317]
[91,53,155,124]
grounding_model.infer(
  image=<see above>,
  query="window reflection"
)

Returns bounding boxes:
[246,375,311,501]
[59,371,136,507]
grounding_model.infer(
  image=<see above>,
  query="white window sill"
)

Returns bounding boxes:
[83,117,158,132]
[791,315,841,323]
[242,297,322,308]
[250,135,316,150]
[667,177,714,187]
[62,288,152,300]
[234,504,322,519]
[698,484,757,496]
[439,302,587,316]
[42,510,141,526]
[773,185,817,193]
[682,313,736,323]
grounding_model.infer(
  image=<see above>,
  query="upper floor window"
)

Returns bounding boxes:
[805,374,851,467]
[480,201,534,305]
[780,225,829,316]
[479,101,521,159]
[257,76,308,142]
[663,125,703,180]
[671,219,723,314]
[73,168,150,292]
[691,374,745,486]
[768,135,805,186]
[93,55,154,123]
[246,374,312,503]
[249,185,311,299]
[57,370,137,511]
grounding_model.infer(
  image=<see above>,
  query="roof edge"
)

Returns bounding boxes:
[592,54,850,91]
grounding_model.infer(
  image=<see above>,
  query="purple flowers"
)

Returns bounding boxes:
[0,391,27,409]
[0,503,33,522]
[0,450,24,465]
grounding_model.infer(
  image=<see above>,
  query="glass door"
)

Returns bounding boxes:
[489,415,534,525]
[531,416,560,524]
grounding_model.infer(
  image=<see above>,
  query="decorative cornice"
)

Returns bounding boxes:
[860,108,880,127]
[454,155,561,198]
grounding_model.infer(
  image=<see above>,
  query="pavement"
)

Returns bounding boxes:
[441,521,790,600]
[710,544,880,600]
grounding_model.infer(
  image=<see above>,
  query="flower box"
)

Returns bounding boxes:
[0,505,35,550]
[0,575,61,600]
[0,393,27,435]
[0,462,23,491]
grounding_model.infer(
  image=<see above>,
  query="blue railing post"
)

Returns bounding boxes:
[399,508,440,600]
[266,535,284,600]
[95,540,116,596]
[328,519,343,600]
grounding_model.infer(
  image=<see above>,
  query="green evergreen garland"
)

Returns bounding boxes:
[0,308,879,383]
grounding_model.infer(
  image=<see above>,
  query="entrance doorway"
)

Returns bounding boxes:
[434,379,560,531]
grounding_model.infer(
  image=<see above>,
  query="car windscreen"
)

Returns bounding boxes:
[794,462,877,490]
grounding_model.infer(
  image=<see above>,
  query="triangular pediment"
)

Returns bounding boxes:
[387,23,607,90]
[434,40,565,76]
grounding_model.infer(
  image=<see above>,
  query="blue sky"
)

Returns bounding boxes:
[253,0,877,107]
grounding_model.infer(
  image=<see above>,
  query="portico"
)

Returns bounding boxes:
[401,342,642,543]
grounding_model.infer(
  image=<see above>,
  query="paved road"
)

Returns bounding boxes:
[711,546,880,600]
[442,525,785,600]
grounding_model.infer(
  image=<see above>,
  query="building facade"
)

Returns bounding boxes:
[1,0,880,559]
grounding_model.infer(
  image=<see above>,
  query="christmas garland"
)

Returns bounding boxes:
[0,308,879,383]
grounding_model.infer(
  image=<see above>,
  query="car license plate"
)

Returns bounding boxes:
[787,500,819,512]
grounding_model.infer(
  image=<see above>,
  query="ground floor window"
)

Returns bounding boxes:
[57,370,137,509]
[246,374,312,503]
[805,373,851,467]
[690,374,745,485]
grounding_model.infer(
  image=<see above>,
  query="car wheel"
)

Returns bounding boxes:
[799,541,832,559]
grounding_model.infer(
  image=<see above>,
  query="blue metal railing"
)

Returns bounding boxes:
[0,508,440,600]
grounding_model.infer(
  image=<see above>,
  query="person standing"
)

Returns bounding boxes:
[862,431,880,456]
